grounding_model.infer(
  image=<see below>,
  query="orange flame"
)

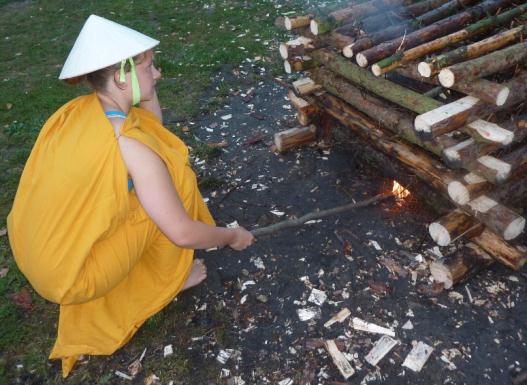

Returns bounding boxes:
[392,180,410,199]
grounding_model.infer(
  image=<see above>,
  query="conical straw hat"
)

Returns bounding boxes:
[59,14,159,79]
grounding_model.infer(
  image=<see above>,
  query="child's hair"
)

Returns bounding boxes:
[64,51,149,90]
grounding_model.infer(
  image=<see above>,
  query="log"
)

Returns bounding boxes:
[373,4,527,76]
[356,0,512,67]
[403,0,452,17]
[470,227,527,269]
[430,242,494,289]
[470,146,527,184]
[442,114,527,168]
[288,90,319,126]
[284,55,315,73]
[312,49,442,114]
[414,70,527,139]
[285,15,313,30]
[395,64,511,106]
[464,195,525,240]
[310,67,448,156]
[274,125,317,153]
[292,77,323,96]
[447,172,490,205]
[429,209,484,246]
[423,25,526,78]
[449,171,527,208]
[438,41,527,88]
[279,37,316,59]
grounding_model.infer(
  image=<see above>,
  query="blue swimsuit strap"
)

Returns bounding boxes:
[104,111,133,191]
[105,110,127,119]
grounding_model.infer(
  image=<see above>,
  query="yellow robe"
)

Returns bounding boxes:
[7,93,214,376]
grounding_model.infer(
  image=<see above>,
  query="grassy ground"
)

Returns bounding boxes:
[0,0,329,383]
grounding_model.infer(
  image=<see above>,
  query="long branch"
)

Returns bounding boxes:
[251,193,393,237]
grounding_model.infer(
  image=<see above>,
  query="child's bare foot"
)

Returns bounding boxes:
[182,259,207,290]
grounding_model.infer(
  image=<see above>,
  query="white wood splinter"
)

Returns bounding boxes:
[324,308,351,328]
[350,317,395,337]
[365,335,399,366]
[325,340,355,379]
[402,341,434,372]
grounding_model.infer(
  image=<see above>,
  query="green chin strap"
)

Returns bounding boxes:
[119,58,141,106]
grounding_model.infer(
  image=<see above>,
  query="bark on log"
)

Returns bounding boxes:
[312,49,442,114]
[470,227,527,269]
[274,125,318,153]
[429,209,484,246]
[403,0,452,17]
[343,24,410,58]
[430,242,494,288]
[395,64,511,106]
[373,5,527,76]
[356,0,512,67]
[423,25,526,77]
[438,41,527,88]
[288,90,319,126]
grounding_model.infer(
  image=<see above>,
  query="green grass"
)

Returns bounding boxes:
[0,0,348,382]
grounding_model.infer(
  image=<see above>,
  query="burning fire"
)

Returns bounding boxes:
[391,180,410,200]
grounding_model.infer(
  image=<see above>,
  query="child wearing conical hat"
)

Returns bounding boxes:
[7,14,254,377]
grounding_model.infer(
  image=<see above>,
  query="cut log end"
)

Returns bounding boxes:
[284,60,292,74]
[371,64,382,77]
[417,62,432,78]
[414,115,432,134]
[279,43,289,59]
[504,217,526,241]
[285,17,293,31]
[342,44,354,58]
[430,261,454,289]
[447,181,470,205]
[356,53,368,68]
[495,87,510,106]
[429,222,451,246]
[310,19,319,35]
[438,69,455,88]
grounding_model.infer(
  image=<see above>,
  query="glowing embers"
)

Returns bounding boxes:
[392,180,411,200]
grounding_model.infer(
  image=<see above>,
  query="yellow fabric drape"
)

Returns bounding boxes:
[7,93,214,376]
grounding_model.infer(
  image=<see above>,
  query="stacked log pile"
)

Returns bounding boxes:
[277,0,527,288]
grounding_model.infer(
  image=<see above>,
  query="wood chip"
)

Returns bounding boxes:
[365,335,399,366]
[324,308,351,328]
[402,341,434,372]
[324,340,355,379]
[350,317,395,337]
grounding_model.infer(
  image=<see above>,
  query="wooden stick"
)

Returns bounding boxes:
[284,55,315,74]
[325,340,355,379]
[429,209,484,246]
[251,193,392,237]
[285,15,313,30]
[279,37,316,59]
